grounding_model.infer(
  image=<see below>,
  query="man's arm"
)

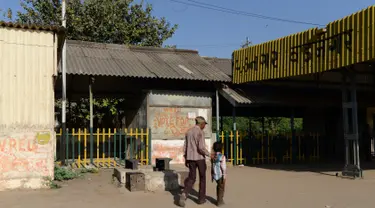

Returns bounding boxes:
[197,131,210,157]
[183,135,187,159]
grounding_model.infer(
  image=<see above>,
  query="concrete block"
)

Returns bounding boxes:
[113,166,190,192]
[155,158,172,171]
[125,159,139,170]
[113,166,155,184]
[126,172,145,192]
[113,167,128,184]
[145,170,180,192]
[139,165,154,173]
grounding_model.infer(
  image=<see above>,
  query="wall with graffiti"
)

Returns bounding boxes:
[151,139,212,164]
[148,91,212,140]
[149,107,212,140]
[0,27,57,190]
[0,131,54,190]
[147,91,213,164]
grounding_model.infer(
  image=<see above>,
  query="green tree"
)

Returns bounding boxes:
[212,117,303,134]
[3,0,178,128]
[164,44,177,49]
[9,0,177,46]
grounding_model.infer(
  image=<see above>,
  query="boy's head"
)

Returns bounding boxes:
[213,142,223,153]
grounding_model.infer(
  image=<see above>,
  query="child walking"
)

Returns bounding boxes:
[211,142,226,206]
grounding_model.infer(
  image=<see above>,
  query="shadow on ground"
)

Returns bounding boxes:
[160,168,216,206]
[244,160,375,177]
[168,186,216,206]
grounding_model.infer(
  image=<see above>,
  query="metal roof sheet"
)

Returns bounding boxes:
[62,40,231,82]
[220,85,253,105]
[203,57,232,76]
[0,21,65,33]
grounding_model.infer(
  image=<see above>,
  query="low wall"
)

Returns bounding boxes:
[151,138,212,165]
[0,131,55,191]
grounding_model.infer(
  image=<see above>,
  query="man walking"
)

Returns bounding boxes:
[178,116,211,207]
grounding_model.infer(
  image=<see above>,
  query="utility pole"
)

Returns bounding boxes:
[241,37,252,48]
[61,0,67,166]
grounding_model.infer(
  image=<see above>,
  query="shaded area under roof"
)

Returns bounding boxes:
[203,57,232,76]
[219,84,347,108]
[61,40,231,82]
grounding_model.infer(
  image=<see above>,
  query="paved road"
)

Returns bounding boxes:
[1,166,375,208]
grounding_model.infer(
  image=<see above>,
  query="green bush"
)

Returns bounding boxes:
[43,177,62,189]
[80,168,99,174]
[54,166,78,181]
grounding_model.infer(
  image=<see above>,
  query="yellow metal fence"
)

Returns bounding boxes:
[56,128,151,168]
[56,128,321,168]
[218,131,320,165]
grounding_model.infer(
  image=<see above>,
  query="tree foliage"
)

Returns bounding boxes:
[164,44,177,49]
[55,98,127,128]
[212,117,303,134]
[2,0,178,128]
[9,0,178,47]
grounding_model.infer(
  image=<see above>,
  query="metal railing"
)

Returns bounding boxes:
[56,128,151,168]
[217,131,321,165]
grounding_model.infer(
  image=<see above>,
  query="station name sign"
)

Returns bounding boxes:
[232,5,375,84]
[234,29,353,71]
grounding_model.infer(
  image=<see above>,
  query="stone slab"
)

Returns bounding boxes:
[113,166,153,184]
[113,166,188,192]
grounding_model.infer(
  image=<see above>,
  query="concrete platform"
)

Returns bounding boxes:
[113,165,189,192]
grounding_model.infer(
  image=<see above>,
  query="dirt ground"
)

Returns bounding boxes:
[1,166,375,208]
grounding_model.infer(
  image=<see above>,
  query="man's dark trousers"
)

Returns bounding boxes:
[183,160,206,201]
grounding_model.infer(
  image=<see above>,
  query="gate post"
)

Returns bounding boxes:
[341,70,362,178]
[216,89,220,141]
[291,109,296,163]
[225,131,229,162]
[234,131,238,166]
[148,128,152,165]
[89,76,94,164]
[232,107,237,165]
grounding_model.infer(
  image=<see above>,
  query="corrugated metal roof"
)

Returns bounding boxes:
[203,57,232,76]
[0,21,65,33]
[63,40,231,82]
[220,85,253,105]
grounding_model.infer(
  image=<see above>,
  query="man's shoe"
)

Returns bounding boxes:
[217,200,225,207]
[178,194,186,207]
[197,199,206,205]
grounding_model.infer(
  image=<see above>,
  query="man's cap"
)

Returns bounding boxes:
[195,116,208,124]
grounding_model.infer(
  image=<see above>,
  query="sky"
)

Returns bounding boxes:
[0,0,374,58]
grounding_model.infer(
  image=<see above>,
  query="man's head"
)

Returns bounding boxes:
[195,116,207,130]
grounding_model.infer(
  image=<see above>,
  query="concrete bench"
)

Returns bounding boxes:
[113,166,188,192]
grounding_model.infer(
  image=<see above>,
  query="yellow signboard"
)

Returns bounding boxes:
[233,5,375,84]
